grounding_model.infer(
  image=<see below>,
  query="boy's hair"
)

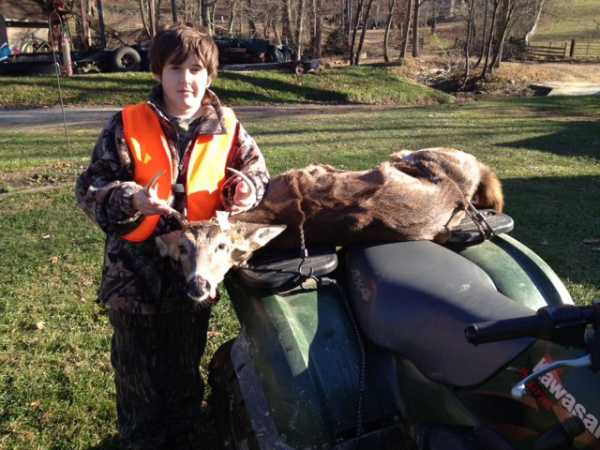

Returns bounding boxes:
[150,25,219,79]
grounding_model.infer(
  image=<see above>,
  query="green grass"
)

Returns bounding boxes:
[0,66,453,109]
[1,96,600,449]
[535,0,600,42]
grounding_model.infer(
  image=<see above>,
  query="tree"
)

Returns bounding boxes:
[411,0,421,56]
[383,0,397,62]
[399,0,413,60]
[524,0,546,45]
[354,0,376,64]
[139,0,159,38]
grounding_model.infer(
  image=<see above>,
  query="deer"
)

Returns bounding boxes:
[153,147,504,306]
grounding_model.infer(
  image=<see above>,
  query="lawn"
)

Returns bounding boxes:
[534,0,600,42]
[1,96,600,449]
[0,66,453,109]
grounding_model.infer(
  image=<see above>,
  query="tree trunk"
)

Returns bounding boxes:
[411,0,420,57]
[398,0,412,60]
[349,0,365,64]
[246,0,257,36]
[481,0,500,78]
[430,0,437,34]
[383,0,397,62]
[311,0,322,57]
[490,0,514,70]
[227,0,237,35]
[171,0,178,22]
[281,0,294,45]
[524,0,545,45]
[462,0,475,86]
[355,0,375,64]
[295,0,306,63]
[474,0,489,68]
[79,0,92,49]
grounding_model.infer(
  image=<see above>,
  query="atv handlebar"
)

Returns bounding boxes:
[465,304,599,346]
[465,315,548,345]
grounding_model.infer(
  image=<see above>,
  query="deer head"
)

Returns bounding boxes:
[155,215,285,306]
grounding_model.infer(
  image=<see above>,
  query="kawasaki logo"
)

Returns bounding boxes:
[534,357,600,439]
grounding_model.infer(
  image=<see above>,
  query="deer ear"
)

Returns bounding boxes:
[155,230,182,259]
[231,223,286,263]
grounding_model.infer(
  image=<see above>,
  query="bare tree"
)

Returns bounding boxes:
[354,0,376,64]
[140,0,158,37]
[524,0,546,45]
[411,0,421,56]
[399,0,413,60]
[462,0,475,85]
[295,0,306,62]
[383,0,397,62]
[310,0,323,57]
[490,0,517,69]
[481,0,500,78]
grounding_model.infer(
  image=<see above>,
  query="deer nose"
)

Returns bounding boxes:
[186,276,211,302]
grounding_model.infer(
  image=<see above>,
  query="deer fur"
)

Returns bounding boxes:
[233,147,503,247]
[155,147,504,306]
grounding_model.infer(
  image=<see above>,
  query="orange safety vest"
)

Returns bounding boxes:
[121,103,238,242]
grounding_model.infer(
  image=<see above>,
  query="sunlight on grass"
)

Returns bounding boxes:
[1,96,599,449]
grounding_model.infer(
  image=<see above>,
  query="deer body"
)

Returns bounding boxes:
[235,148,503,247]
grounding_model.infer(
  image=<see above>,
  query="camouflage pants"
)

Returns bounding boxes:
[108,308,211,450]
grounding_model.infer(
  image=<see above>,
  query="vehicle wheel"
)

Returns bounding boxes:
[111,46,141,71]
[208,340,260,450]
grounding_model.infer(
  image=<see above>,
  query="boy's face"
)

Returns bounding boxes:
[160,53,209,118]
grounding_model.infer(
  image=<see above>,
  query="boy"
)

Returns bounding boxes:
[76,25,269,449]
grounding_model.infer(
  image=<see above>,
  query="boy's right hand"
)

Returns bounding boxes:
[132,172,178,217]
[132,189,176,216]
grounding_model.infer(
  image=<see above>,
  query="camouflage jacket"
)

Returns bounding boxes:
[76,87,270,314]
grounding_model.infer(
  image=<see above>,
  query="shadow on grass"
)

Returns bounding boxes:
[502,175,600,290]
[499,120,600,160]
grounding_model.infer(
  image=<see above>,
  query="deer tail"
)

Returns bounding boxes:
[474,162,504,213]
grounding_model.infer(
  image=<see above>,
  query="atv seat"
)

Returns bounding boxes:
[236,246,338,291]
[345,241,534,388]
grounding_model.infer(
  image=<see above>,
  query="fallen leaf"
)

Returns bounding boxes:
[30,400,42,410]
[50,256,59,264]
[35,321,45,331]
[42,234,51,240]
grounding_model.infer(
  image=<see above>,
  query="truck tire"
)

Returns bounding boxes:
[208,340,260,450]
[111,46,141,71]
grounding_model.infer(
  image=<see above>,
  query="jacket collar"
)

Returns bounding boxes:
[146,84,227,137]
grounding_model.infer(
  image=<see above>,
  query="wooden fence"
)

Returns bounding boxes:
[528,39,600,61]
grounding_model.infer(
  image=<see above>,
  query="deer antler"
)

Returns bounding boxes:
[145,170,189,228]
[226,167,257,207]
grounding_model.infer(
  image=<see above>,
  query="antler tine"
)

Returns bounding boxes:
[145,170,189,229]
[226,167,257,205]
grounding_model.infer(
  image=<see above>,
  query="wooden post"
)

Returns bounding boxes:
[96,0,107,49]
[569,39,575,58]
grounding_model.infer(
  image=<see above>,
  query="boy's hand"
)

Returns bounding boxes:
[229,178,256,214]
[132,173,178,217]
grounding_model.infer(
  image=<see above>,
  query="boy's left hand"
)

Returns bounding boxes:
[229,178,256,214]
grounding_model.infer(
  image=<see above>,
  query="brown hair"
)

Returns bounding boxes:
[149,25,219,79]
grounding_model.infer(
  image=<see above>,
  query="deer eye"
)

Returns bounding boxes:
[217,243,227,251]
[179,245,188,254]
